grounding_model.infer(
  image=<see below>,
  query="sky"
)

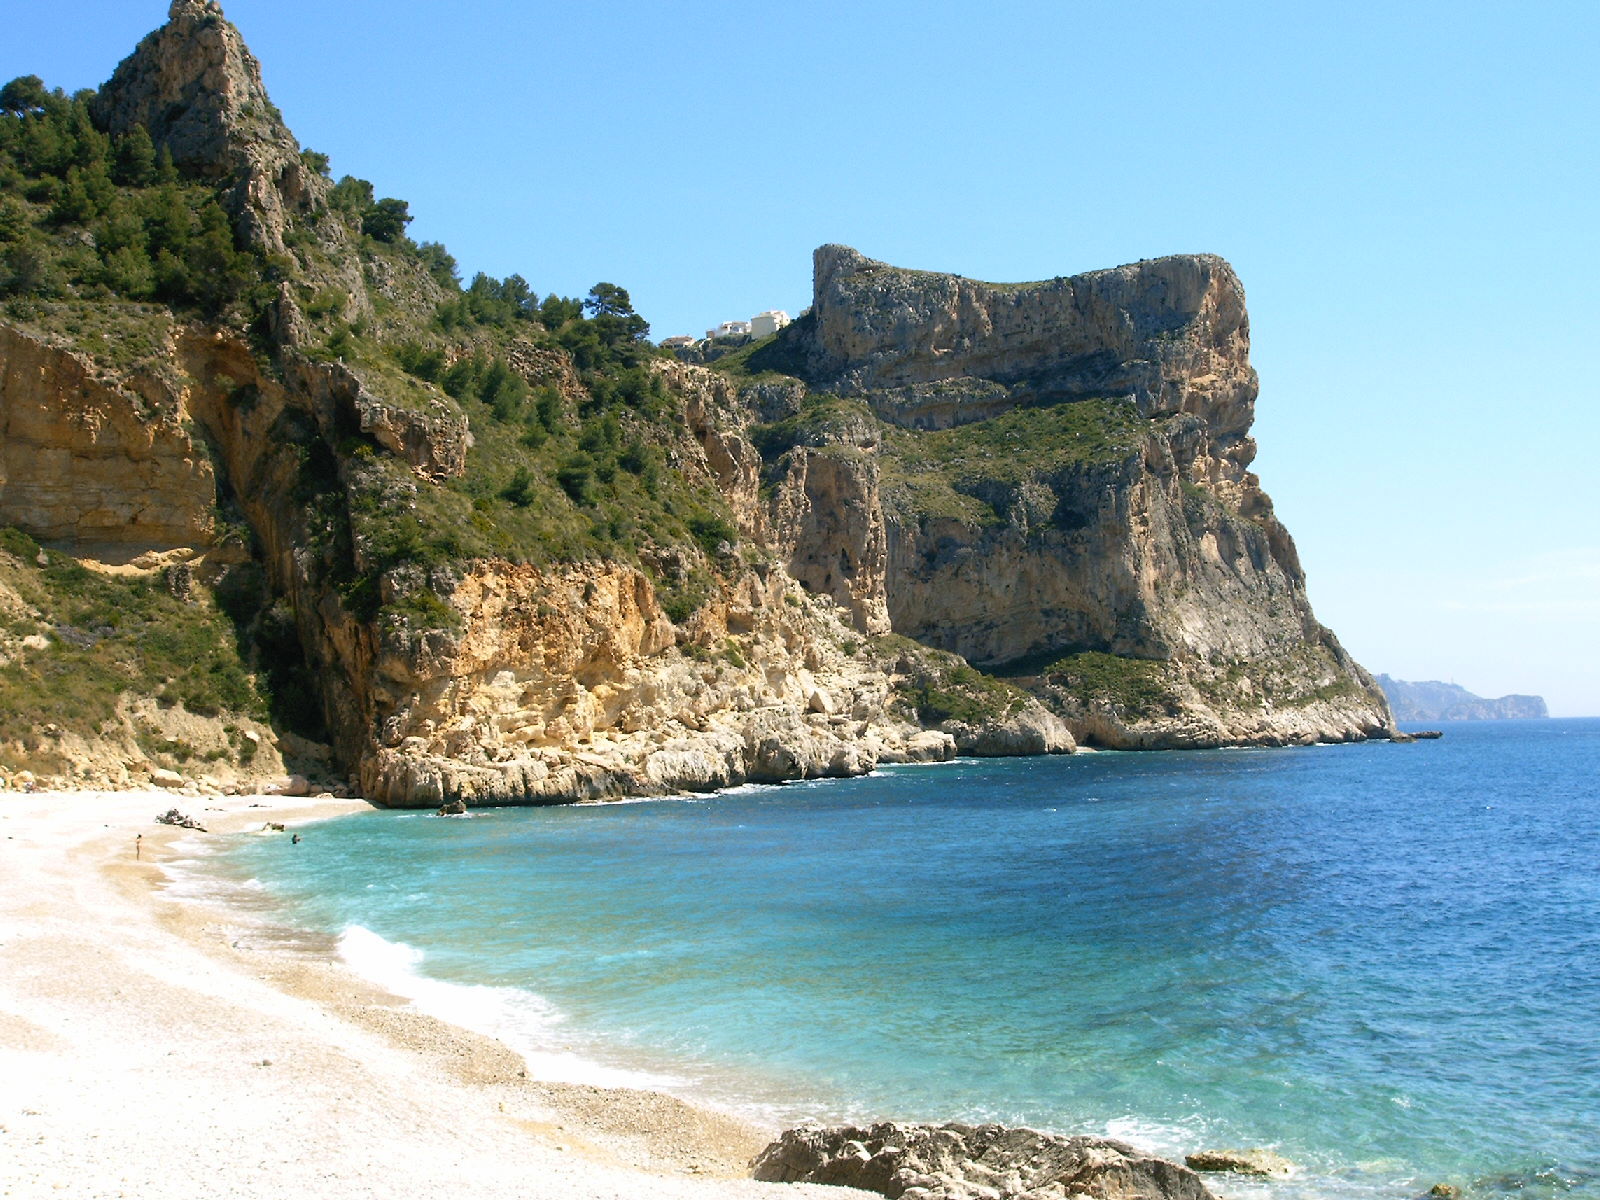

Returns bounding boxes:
[7,1,1598,714]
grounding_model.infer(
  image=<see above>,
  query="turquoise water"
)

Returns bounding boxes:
[215,720,1600,1199]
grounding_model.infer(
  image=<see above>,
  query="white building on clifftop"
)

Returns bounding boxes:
[750,310,791,338]
[707,319,752,340]
[699,310,792,342]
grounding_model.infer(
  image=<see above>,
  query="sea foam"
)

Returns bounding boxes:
[334,924,687,1090]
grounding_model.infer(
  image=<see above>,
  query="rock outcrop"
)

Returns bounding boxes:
[752,1122,1216,1200]
[91,0,323,255]
[352,559,951,806]
[1184,1148,1296,1177]
[723,247,1394,748]
[0,322,214,554]
[808,245,1254,460]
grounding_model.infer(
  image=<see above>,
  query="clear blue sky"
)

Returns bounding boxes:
[9,1,1598,714]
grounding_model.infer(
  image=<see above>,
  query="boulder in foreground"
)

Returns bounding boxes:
[752,1122,1216,1200]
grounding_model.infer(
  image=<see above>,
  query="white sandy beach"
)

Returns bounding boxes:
[0,788,850,1200]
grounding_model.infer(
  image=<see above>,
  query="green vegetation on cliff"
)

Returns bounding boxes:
[870,635,1032,726]
[749,392,873,457]
[900,662,1031,725]
[1034,651,1180,718]
[0,70,750,635]
[878,398,1144,526]
[0,527,273,769]
[0,83,264,317]
[696,320,814,383]
[1193,648,1368,711]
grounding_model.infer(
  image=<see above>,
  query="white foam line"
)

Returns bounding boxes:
[334,925,689,1091]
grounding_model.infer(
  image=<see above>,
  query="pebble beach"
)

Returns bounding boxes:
[0,788,844,1200]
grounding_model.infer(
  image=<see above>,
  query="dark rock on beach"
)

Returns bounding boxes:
[154,807,206,831]
[753,1122,1216,1200]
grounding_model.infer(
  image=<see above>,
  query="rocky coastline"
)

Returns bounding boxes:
[0,1,1394,804]
[753,1122,1218,1200]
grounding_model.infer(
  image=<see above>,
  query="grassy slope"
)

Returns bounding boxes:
[0,528,272,771]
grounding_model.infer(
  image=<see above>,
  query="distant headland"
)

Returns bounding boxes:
[1376,675,1548,722]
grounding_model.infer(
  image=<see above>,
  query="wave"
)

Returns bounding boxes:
[333,925,689,1091]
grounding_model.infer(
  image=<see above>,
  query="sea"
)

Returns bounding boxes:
[185,718,1600,1200]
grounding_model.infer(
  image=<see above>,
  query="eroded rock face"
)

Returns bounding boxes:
[354,560,971,807]
[752,1122,1217,1200]
[283,359,469,482]
[0,324,214,552]
[670,361,767,540]
[748,246,1394,747]
[770,446,891,636]
[809,245,1255,456]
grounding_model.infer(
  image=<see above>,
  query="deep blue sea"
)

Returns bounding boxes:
[206,719,1600,1200]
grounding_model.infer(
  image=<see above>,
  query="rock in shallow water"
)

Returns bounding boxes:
[752,1122,1216,1200]
[1185,1148,1296,1177]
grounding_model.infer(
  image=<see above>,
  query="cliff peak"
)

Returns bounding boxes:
[812,244,883,291]
[798,246,1254,433]
[91,1,320,251]
[94,1,293,175]
[170,0,224,19]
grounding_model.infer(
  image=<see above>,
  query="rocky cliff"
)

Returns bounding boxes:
[1376,675,1548,722]
[0,2,1388,799]
[711,247,1393,748]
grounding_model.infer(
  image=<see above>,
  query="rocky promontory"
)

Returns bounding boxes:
[1376,675,1548,722]
[708,247,1394,749]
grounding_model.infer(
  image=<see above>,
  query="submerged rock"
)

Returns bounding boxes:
[1184,1148,1296,1177]
[753,1122,1216,1200]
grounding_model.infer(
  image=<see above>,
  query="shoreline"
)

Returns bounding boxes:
[0,788,853,1200]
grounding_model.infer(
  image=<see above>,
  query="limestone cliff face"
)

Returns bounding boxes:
[808,244,1257,493]
[0,323,214,553]
[357,561,956,806]
[1,313,1071,803]
[770,448,892,637]
[0,2,1381,799]
[732,247,1394,748]
[812,244,1252,447]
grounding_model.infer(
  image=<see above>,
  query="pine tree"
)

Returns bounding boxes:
[113,125,157,187]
